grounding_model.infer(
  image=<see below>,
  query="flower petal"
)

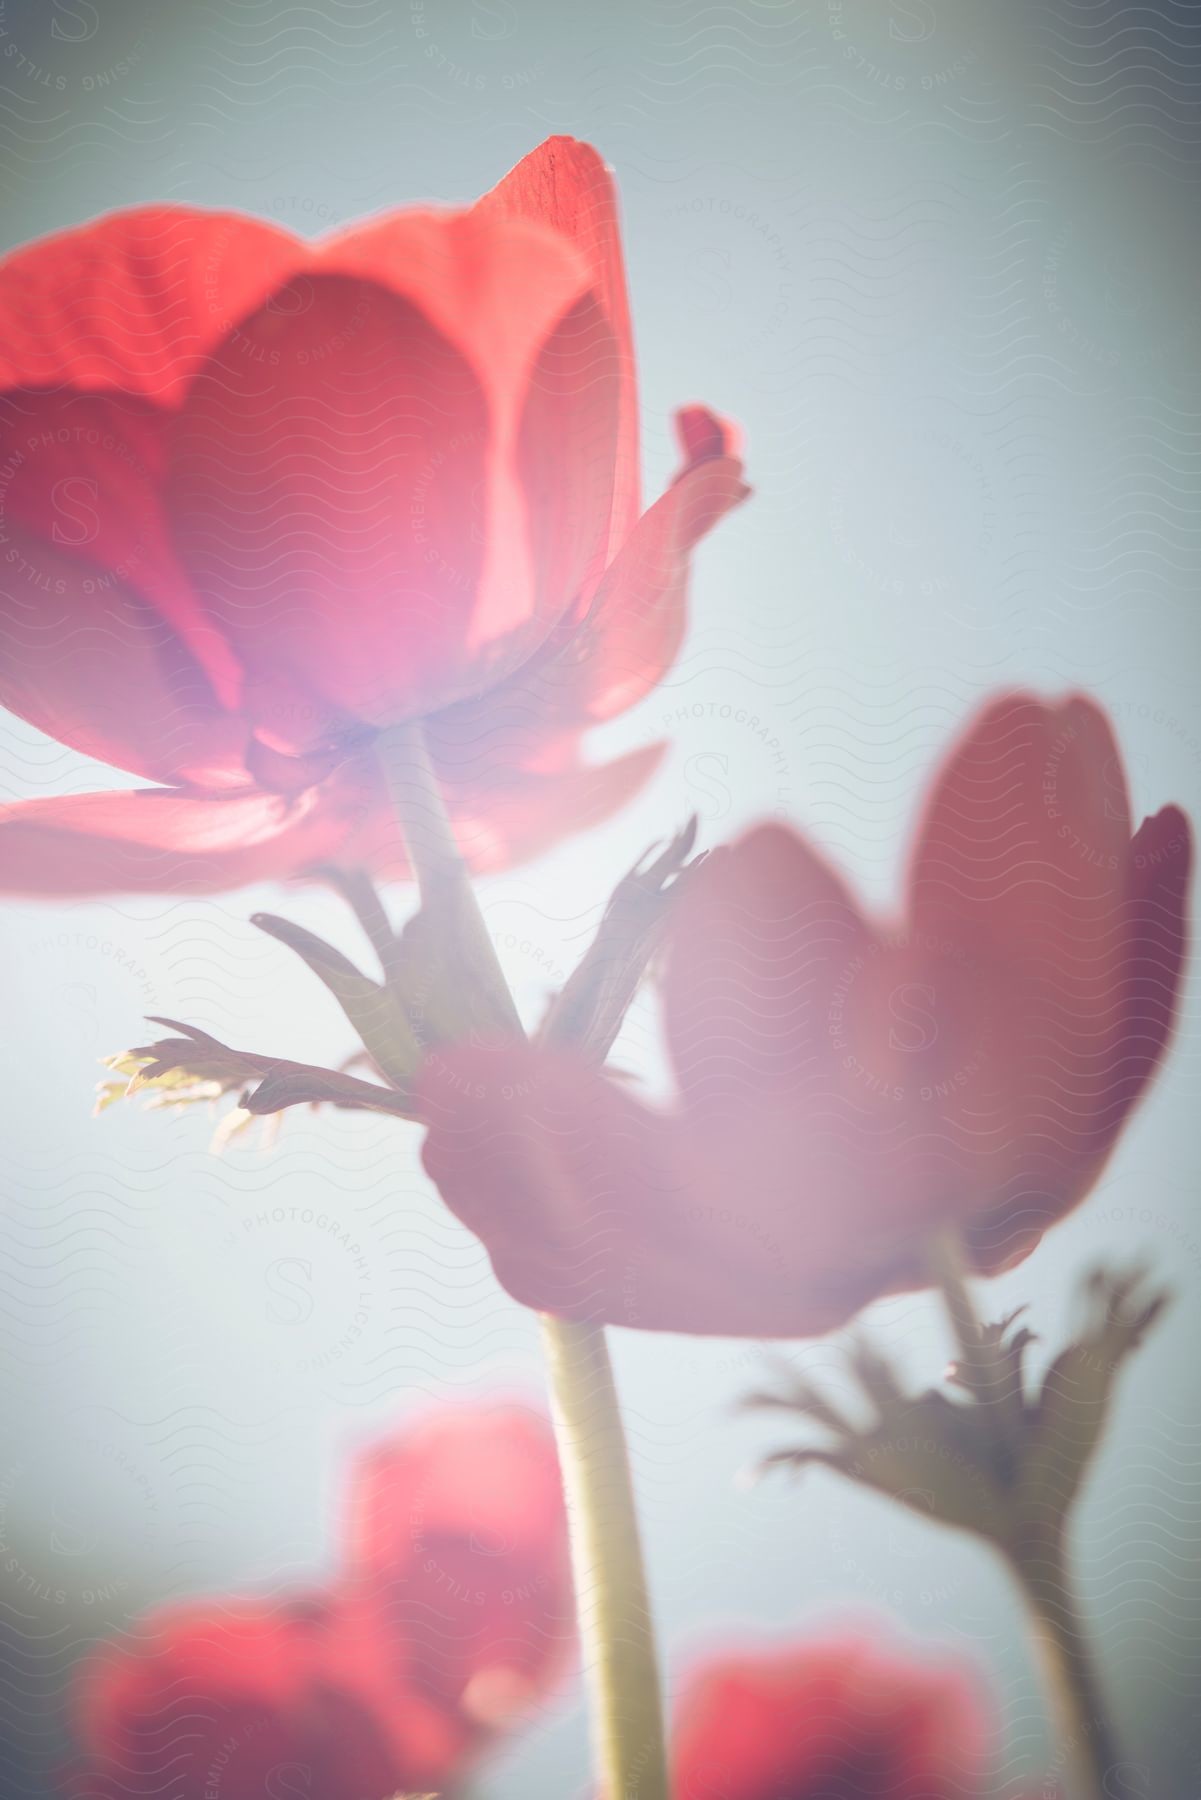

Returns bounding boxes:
[419,1041,687,1328]
[0,784,355,896]
[0,390,244,783]
[344,733,665,879]
[673,1635,992,1800]
[909,694,1146,1265]
[474,136,641,565]
[516,291,622,635]
[436,407,748,752]
[431,739,666,876]
[0,206,303,406]
[0,386,242,714]
[1115,804,1191,1126]
[343,1406,573,1716]
[909,691,1132,948]
[166,275,491,735]
[665,822,871,1115]
[514,409,748,730]
[72,1597,471,1799]
[315,207,600,659]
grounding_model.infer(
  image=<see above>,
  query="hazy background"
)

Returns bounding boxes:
[1,0,1200,1794]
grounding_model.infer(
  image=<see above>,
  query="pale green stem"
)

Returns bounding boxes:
[1005,1532,1130,1800]
[376,720,669,1800]
[930,1225,1125,1800]
[541,1316,669,1800]
[377,720,522,1036]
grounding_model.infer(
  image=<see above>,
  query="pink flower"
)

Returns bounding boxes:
[342,1402,574,1727]
[64,1597,474,1800]
[420,693,1191,1336]
[0,137,746,894]
[673,1631,993,1800]
[65,1402,574,1798]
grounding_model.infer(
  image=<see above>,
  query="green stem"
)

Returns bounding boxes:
[1005,1533,1129,1800]
[930,1226,1125,1800]
[377,721,521,1036]
[376,720,669,1800]
[541,1315,669,1800]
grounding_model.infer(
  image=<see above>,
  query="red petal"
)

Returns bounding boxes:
[343,1407,573,1714]
[0,784,354,895]
[0,206,303,406]
[675,403,740,464]
[908,693,1144,1265]
[419,1042,684,1327]
[315,207,599,660]
[350,735,665,878]
[516,291,622,636]
[347,1405,564,1574]
[0,388,244,783]
[74,1597,472,1798]
[665,822,871,1115]
[575,410,748,721]
[0,544,244,787]
[0,387,241,710]
[909,691,1132,948]
[1115,804,1191,1126]
[438,740,666,875]
[460,407,748,738]
[419,1040,851,1336]
[474,137,641,567]
[166,275,491,733]
[971,801,1193,1270]
[673,1637,991,1800]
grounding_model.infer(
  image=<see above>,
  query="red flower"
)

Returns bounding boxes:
[420,694,1191,1337]
[64,1597,474,1800]
[0,138,746,894]
[342,1402,574,1728]
[65,1404,573,1798]
[672,1632,993,1800]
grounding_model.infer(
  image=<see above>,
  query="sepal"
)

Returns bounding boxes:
[98,1017,418,1141]
[252,911,421,1087]
[539,817,701,1061]
[748,1266,1169,1557]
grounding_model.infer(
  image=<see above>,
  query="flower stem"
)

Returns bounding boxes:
[376,720,669,1800]
[541,1315,669,1800]
[929,1226,1126,1800]
[1005,1533,1130,1800]
[376,721,522,1036]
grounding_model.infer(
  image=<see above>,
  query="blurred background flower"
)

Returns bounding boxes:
[62,1402,573,1799]
[672,1628,993,1800]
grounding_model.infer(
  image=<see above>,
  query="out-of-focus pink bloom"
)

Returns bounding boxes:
[66,1402,574,1797]
[64,1597,472,1800]
[343,1402,574,1728]
[673,1631,993,1800]
[421,693,1191,1336]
